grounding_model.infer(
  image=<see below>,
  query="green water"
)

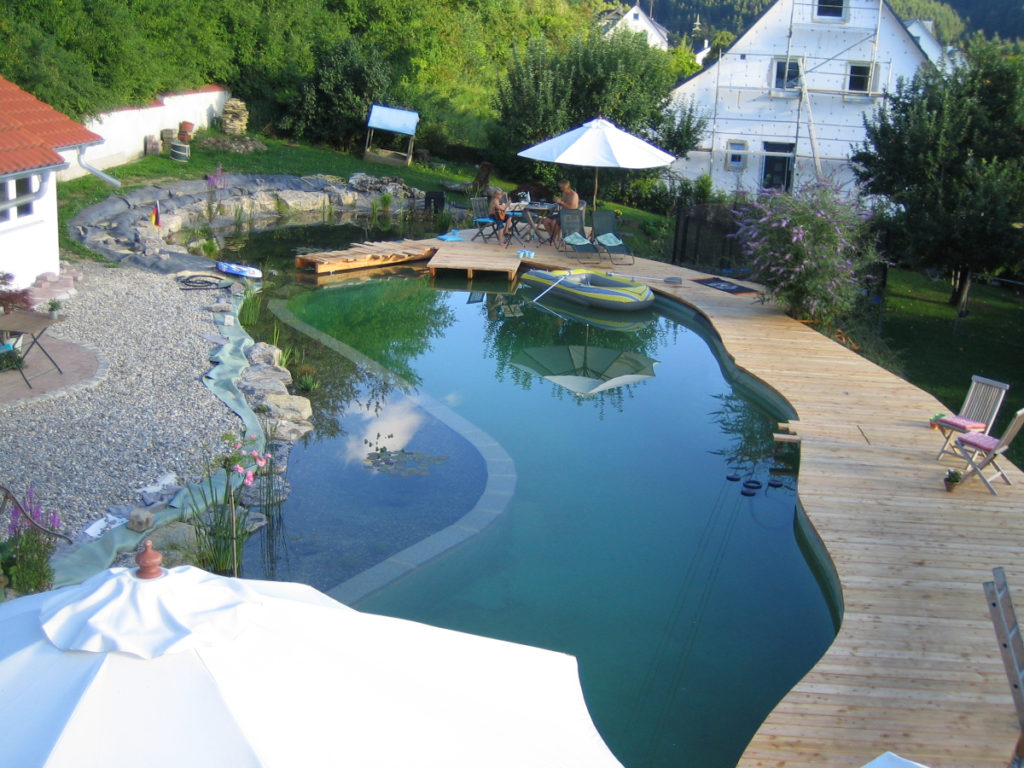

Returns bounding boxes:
[231,223,840,768]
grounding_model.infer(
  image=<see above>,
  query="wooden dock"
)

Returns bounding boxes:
[426,239,523,280]
[295,240,436,274]
[609,257,1024,768]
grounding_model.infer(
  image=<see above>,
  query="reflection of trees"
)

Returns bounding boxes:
[710,392,798,486]
[480,291,665,415]
[290,277,456,387]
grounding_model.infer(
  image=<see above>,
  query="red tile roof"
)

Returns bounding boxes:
[0,76,103,176]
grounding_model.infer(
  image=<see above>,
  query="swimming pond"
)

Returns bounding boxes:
[232,224,840,768]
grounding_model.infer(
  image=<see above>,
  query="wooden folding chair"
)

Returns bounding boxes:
[952,407,1024,494]
[935,375,1010,460]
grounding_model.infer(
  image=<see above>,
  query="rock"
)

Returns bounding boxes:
[247,341,281,366]
[221,98,250,136]
[237,375,289,398]
[126,508,155,532]
[207,301,234,313]
[257,393,312,422]
[241,361,292,386]
[267,419,314,442]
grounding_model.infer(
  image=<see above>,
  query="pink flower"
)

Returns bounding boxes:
[251,449,260,457]
[233,464,244,475]
[244,470,255,487]
[234,443,242,450]
[256,457,266,468]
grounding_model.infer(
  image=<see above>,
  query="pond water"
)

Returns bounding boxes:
[229,222,840,768]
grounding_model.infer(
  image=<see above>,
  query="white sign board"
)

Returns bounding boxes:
[367,105,419,136]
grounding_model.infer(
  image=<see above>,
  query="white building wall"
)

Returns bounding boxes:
[610,5,669,50]
[671,0,931,196]
[57,87,230,181]
[0,173,59,289]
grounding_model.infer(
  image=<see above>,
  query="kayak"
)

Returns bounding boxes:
[217,261,263,279]
[519,268,654,311]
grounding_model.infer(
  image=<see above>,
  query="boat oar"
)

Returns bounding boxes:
[531,274,570,303]
[605,271,683,285]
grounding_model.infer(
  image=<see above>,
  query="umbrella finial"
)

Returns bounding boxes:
[135,540,164,579]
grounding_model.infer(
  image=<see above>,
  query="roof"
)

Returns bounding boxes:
[0,76,103,176]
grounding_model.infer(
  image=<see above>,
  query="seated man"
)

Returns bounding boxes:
[489,189,513,246]
[544,180,579,245]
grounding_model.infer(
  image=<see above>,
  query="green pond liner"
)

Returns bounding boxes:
[51,286,267,588]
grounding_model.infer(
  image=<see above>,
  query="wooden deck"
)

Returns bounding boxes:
[425,237,524,280]
[591,256,1024,768]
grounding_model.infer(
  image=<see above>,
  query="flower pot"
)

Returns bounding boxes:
[179,120,195,134]
[48,310,58,320]
[944,479,958,492]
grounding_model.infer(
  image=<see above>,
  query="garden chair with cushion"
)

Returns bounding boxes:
[591,209,634,265]
[470,197,499,243]
[951,407,1024,494]
[557,208,599,263]
[935,375,1010,460]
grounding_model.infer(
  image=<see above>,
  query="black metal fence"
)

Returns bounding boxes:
[670,204,748,276]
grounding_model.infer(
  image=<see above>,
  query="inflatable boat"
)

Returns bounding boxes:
[519,268,654,311]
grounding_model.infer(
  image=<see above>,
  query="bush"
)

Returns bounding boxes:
[733,181,877,327]
[0,485,61,595]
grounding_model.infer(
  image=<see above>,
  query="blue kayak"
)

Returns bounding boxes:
[217,261,263,279]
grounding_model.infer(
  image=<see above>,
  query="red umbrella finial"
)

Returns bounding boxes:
[135,540,164,579]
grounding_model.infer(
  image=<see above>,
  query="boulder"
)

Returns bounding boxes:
[246,341,281,366]
[126,508,155,532]
[257,393,312,422]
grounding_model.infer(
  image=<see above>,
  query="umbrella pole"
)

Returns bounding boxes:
[592,168,599,218]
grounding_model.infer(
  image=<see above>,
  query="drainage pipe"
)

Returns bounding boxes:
[75,146,122,188]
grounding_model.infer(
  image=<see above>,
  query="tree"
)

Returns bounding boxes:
[851,36,1024,309]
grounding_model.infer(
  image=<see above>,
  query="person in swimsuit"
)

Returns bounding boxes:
[544,179,579,245]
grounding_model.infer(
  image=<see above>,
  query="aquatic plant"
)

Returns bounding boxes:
[237,284,263,327]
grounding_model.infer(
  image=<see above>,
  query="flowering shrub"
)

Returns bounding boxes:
[0,485,62,595]
[733,182,877,327]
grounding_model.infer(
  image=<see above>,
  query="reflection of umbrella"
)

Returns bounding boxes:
[512,344,658,397]
[517,118,675,209]
[0,552,624,767]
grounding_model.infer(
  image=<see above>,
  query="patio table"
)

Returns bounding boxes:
[509,202,557,245]
[0,309,63,389]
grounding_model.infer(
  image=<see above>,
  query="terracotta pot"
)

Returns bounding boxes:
[944,479,958,492]
[177,130,192,144]
[179,120,195,133]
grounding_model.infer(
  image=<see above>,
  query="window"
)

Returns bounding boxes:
[0,182,9,223]
[15,176,33,218]
[726,140,747,171]
[848,64,871,92]
[774,59,801,89]
[817,0,844,18]
[762,142,795,191]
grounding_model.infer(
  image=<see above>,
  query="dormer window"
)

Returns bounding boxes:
[774,60,801,89]
[817,0,845,18]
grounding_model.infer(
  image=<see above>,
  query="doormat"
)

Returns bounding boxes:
[691,277,756,295]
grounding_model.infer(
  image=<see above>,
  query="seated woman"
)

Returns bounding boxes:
[544,180,579,245]
[490,189,513,246]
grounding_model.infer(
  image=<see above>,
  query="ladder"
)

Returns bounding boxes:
[983,567,1024,733]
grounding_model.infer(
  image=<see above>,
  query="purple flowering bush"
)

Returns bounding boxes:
[733,182,876,327]
[0,485,61,595]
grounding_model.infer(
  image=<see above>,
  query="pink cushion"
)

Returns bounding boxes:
[958,431,999,452]
[938,415,987,432]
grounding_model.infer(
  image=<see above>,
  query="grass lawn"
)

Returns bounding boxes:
[882,268,1024,467]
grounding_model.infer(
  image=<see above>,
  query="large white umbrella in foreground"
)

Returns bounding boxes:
[0,546,624,768]
[518,117,675,209]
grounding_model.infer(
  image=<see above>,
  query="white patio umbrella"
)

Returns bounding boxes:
[0,545,625,768]
[859,753,933,768]
[517,117,675,210]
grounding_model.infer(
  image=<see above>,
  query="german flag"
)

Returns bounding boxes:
[151,200,161,227]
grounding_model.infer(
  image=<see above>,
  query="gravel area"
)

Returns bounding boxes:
[0,258,241,543]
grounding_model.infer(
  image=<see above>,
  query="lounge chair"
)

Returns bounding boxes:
[558,208,599,263]
[591,210,634,265]
[951,407,1024,494]
[469,197,499,243]
[935,375,1010,460]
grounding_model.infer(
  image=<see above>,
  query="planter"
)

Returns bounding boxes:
[944,479,959,492]
[48,310,58,320]
[179,120,195,134]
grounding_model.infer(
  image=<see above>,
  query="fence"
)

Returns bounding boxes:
[671,204,747,275]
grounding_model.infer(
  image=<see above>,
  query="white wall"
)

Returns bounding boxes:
[57,87,230,181]
[0,173,59,289]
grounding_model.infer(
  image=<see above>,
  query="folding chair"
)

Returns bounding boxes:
[591,209,634,265]
[558,208,599,263]
[469,197,499,243]
[952,407,1024,494]
[935,375,1010,460]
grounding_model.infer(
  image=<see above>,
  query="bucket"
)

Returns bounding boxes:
[179,121,195,134]
[177,130,192,144]
[169,141,190,162]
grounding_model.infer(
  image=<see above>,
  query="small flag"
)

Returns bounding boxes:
[151,200,161,227]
